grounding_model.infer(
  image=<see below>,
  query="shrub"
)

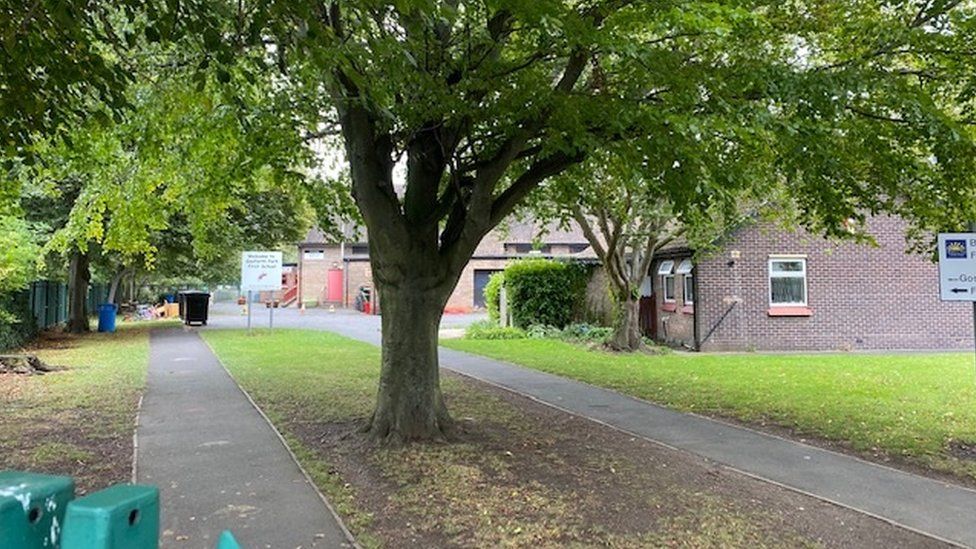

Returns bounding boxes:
[561,322,613,344]
[0,290,37,352]
[484,271,505,322]
[464,320,526,340]
[525,324,563,339]
[503,259,591,329]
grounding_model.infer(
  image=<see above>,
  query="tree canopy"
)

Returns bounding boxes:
[6,0,976,439]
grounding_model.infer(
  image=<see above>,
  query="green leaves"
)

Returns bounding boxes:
[0,216,39,293]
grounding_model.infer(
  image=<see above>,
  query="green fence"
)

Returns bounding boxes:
[23,281,110,331]
[27,280,68,329]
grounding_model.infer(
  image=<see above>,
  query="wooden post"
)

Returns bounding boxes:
[499,286,509,327]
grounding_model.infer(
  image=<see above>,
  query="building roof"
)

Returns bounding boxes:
[496,220,589,244]
[301,219,589,247]
[300,223,363,246]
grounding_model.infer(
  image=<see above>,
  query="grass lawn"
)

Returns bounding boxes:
[441,338,976,481]
[203,328,937,548]
[0,320,168,492]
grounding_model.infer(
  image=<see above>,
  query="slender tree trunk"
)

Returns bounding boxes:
[609,292,643,351]
[365,277,454,444]
[66,251,90,334]
[107,269,128,305]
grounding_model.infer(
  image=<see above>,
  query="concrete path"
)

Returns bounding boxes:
[205,306,976,547]
[137,328,354,549]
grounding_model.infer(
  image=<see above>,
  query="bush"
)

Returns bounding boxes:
[484,271,505,322]
[525,324,563,339]
[504,259,591,329]
[561,322,613,344]
[0,290,38,352]
[464,320,526,340]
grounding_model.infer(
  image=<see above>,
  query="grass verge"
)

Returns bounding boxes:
[203,328,938,548]
[0,320,166,492]
[441,337,976,481]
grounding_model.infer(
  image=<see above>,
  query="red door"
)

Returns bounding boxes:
[327,269,344,302]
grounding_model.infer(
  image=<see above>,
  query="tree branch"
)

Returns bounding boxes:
[489,150,586,226]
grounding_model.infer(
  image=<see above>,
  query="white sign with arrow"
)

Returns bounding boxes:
[938,233,976,302]
[241,251,283,292]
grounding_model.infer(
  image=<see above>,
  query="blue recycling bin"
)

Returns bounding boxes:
[97,304,117,333]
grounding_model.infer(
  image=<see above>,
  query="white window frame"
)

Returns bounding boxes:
[683,273,694,305]
[768,257,807,306]
[658,261,676,302]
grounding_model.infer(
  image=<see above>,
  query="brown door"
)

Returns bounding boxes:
[639,295,656,339]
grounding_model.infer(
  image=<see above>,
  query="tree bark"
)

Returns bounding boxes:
[364,277,454,444]
[66,251,90,334]
[609,293,643,351]
[107,269,128,305]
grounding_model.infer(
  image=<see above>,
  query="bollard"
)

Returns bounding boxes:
[215,530,241,549]
[60,484,159,549]
[0,471,75,549]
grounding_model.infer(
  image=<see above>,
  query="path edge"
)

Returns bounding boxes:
[131,393,144,483]
[444,366,967,549]
[200,335,362,549]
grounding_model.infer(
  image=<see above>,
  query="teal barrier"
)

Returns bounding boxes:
[0,471,75,549]
[61,484,158,549]
[1,471,240,548]
[215,530,242,549]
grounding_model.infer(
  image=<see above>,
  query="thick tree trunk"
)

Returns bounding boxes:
[66,251,90,334]
[609,293,643,351]
[365,279,454,444]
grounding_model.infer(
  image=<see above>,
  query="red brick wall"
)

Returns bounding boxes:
[652,258,696,348]
[694,215,974,351]
[298,245,343,306]
[447,258,510,312]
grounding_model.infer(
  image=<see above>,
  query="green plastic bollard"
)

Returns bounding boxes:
[60,484,159,549]
[214,530,241,549]
[0,470,75,549]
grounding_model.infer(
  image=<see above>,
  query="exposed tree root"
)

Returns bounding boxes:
[360,408,456,447]
[0,354,59,375]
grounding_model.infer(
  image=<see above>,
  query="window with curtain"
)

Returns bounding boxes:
[676,259,693,305]
[658,260,675,301]
[769,258,807,305]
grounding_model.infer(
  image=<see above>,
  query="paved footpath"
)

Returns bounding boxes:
[205,306,976,547]
[138,328,354,548]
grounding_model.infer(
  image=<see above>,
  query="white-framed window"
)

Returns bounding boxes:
[304,249,325,260]
[769,257,807,306]
[658,260,675,302]
[675,259,693,305]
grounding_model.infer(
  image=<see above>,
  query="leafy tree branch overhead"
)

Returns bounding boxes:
[3,0,976,442]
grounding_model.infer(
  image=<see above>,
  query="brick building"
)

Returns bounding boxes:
[297,222,593,312]
[648,215,974,351]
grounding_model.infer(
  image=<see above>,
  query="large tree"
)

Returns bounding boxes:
[231,0,976,442]
[26,65,310,331]
[538,146,759,351]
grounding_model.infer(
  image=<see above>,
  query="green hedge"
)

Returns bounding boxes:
[484,271,505,322]
[504,259,591,329]
[0,291,38,351]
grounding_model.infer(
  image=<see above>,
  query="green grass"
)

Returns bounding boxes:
[203,328,845,548]
[0,320,164,491]
[442,338,976,479]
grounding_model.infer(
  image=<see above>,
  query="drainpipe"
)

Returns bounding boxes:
[297,247,303,306]
[692,264,701,351]
[343,258,350,309]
